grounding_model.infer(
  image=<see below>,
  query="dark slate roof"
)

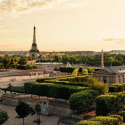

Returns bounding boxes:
[96,66,125,74]
[104,66,125,74]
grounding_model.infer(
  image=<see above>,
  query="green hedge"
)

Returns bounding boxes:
[75,120,101,125]
[89,115,123,125]
[109,83,125,92]
[60,67,75,74]
[96,95,117,116]
[71,68,79,77]
[119,111,125,122]
[82,68,88,75]
[87,67,95,74]
[96,92,125,116]
[44,80,88,87]
[59,76,108,94]
[36,77,57,83]
[37,75,108,95]
[24,82,88,100]
[69,90,99,112]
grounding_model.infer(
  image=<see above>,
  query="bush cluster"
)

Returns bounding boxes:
[82,68,88,75]
[36,77,57,83]
[37,75,108,95]
[76,120,101,125]
[24,82,88,100]
[44,80,88,87]
[89,115,123,125]
[69,90,99,112]
[76,115,123,125]
[71,68,79,77]
[96,92,125,116]
[60,67,75,74]
[119,111,125,122]
[109,83,125,92]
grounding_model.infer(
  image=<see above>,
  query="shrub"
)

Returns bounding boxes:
[96,92,125,116]
[109,83,125,92]
[87,67,95,74]
[69,90,99,112]
[36,77,57,83]
[24,82,88,100]
[54,67,60,71]
[89,116,123,125]
[71,68,79,77]
[96,95,117,116]
[60,67,75,74]
[33,65,40,69]
[37,75,108,95]
[75,120,101,125]
[82,68,88,75]
[119,111,125,122]
[44,80,89,87]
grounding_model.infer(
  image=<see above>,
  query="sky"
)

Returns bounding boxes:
[1,0,125,51]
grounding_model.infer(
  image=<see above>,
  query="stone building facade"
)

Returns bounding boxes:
[94,66,125,85]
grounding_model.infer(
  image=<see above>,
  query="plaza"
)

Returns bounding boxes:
[0,104,59,125]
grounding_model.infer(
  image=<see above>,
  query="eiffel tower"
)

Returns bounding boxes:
[29,26,39,53]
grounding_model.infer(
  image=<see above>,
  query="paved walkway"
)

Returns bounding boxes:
[0,104,59,125]
[0,75,46,88]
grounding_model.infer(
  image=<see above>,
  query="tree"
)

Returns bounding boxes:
[0,110,9,125]
[34,103,41,124]
[15,101,35,125]
[18,57,27,65]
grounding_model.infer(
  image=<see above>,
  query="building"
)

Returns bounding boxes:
[110,50,125,55]
[29,26,39,53]
[94,66,125,85]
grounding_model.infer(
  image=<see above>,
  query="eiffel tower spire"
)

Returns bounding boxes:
[29,26,39,53]
[33,25,36,44]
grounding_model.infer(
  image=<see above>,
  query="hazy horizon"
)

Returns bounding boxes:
[1,0,125,51]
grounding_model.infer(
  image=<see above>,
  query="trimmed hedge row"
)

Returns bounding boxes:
[37,76,108,95]
[24,82,88,100]
[96,92,125,116]
[76,115,123,125]
[44,80,88,87]
[60,67,75,74]
[69,90,99,112]
[36,77,57,83]
[71,68,79,77]
[96,95,117,116]
[119,111,125,122]
[82,68,88,75]
[89,115,123,125]
[75,120,101,125]
[109,83,125,92]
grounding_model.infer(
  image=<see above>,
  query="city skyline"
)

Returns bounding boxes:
[1,0,125,51]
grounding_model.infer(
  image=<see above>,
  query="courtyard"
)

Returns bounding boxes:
[0,104,59,125]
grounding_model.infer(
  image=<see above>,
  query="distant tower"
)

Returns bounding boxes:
[101,49,104,68]
[29,26,39,53]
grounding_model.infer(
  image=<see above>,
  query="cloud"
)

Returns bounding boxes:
[0,44,14,48]
[60,0,90,9]
[0,24,6,27]
[103,37,125,44]
[0,0,70,15]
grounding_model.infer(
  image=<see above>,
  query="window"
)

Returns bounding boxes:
[103,76,107,83]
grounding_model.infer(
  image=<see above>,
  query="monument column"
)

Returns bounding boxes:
[101,49,104,68]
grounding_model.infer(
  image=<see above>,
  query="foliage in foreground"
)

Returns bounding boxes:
[76,115,123,125]
[0,110,9,125]
[96,92,125,116]
[15,101,35,125]
[69,90,99,112]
